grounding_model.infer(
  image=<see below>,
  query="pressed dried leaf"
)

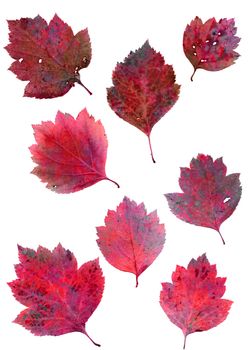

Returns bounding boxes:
[165,154,241,244]
[107,41,180,162]
[29,108,119,193]
[5,14,92,97]
[183,17,240,80]
[160,254,232,349]
[9,244,104,346]
[97,196,166,286]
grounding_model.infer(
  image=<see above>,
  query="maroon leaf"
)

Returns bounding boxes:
[96,197,166,286]
[183,17,240,80]
[107,41,180,162]
[29,108,119,193]
[160,254,232,349]
[5,14,92,98]
[165,154,241,244]
[9,244,104,346]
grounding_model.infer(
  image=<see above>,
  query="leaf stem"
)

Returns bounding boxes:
[105,177,120,188]
[84,331,101,347]
[190,67,197,81]
[217,229,225,245]
[135,275,139,288]
[75,77,92,95]
[147,134,156,163]
[183,334,187,349]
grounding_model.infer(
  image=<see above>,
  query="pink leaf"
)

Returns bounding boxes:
[9,244,104,346]
[29,108,119,193]
[165,154,241,244]
[183,17,240,80]
[5,14,92,97]
[97,196,166,286]
[107,41,180,162]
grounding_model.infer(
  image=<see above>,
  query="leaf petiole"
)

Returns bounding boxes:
[83,329,101,347]
[217,229,225,245]
[190,67,197,81]
[105,177,120,188]
[135,275,139,288]
[183,334,187,349]
[74,77,92,95]
[147,134,156,163]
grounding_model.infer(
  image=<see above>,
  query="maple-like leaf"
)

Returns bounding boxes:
[107,41,180,162]
[160,254,232,349]
[165,154,241,244]
[96,196,166,287]
[5,14,92,98]
[8,244,104,346]
[183,17,240,80]
[29,108,119,193]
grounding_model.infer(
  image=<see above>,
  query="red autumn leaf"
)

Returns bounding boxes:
[5,14,92,98]
[29,108,119,194]
[165,154,241,244]
[160,254,232,349]
[96,196,166,287]
[107,41,180,163]
[8,244,104,346]
[183,17,240,81]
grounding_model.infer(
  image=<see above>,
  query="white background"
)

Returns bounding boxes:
[0,0,249,349]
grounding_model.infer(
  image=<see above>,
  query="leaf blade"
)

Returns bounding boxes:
[9,244,104,345]
[29,108,118,193]
[96,197,166,286]
[160,254,233,348]
[183,16,240,80]
[5,14,92,98]
[165,154,241,242]
[107,41,180,161]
